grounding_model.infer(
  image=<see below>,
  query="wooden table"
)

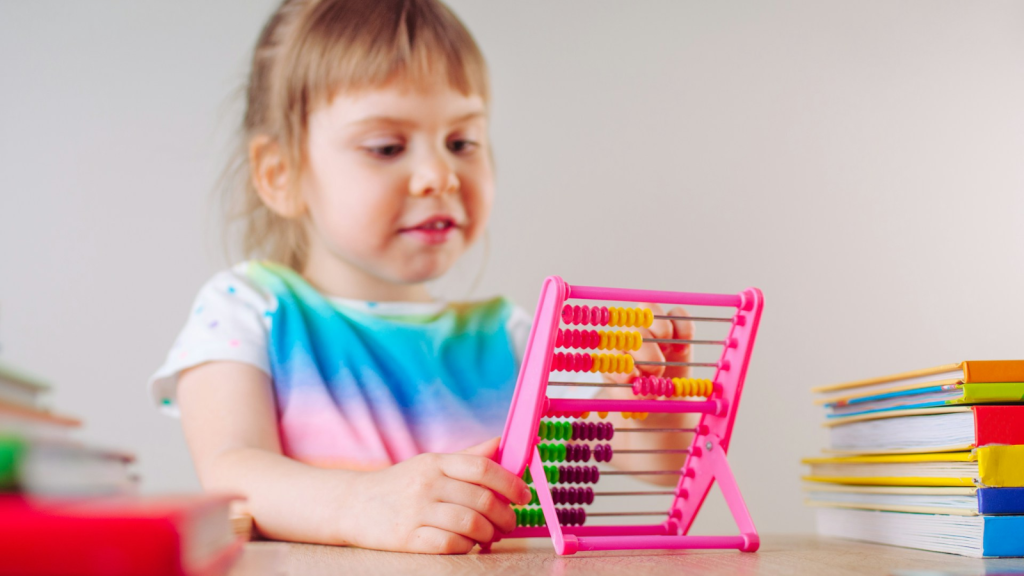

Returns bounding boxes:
[225,534,1024,575]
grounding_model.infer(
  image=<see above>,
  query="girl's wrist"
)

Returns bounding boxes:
[314,467,365,546]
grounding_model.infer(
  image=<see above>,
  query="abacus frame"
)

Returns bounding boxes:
[496,276,763,555]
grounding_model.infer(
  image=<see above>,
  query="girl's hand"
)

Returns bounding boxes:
[342,437,533,554]
[604,303,695,405]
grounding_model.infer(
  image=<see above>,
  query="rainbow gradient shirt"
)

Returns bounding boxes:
[150,261,527,470]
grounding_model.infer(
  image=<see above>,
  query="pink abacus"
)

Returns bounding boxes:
[496,276,763,555]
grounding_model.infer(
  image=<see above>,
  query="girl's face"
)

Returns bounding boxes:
[300,82,493,295]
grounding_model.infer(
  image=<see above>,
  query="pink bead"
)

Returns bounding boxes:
[600,307,610,326]
[561,304,574,324]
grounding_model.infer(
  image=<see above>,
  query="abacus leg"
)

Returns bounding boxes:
[528,448,579,555]
[707,439,759,552]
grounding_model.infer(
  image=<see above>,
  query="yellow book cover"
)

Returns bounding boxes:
[812,360,1024,394]
[803,448,1024,487]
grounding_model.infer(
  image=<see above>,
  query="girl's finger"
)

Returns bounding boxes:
[424,502,496,546]
[406,526,476,555]
[437,477,517,534]
[604,303,668,384]
[641,303,672,341]
[663,306,695,379]
[439,454,533,505]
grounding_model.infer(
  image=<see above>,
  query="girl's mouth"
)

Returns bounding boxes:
[399,216,459,245]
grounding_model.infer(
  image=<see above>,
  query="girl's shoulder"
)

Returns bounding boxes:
[148,261,278,416]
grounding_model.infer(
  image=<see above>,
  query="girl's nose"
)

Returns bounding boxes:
[409,152,460,197]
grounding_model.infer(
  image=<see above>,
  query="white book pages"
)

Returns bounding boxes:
[808,461,978,479]
[807,491,979,513]
[816,508,985,557]
[816,368,962,397]
[829,411,975,452]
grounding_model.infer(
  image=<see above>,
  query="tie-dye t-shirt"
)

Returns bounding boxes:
[150,261,540,469]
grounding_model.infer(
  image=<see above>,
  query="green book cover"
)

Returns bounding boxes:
[956,383,1024,404]
[0,435,26,489]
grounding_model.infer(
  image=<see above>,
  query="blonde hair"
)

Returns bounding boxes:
[225,0,489,271]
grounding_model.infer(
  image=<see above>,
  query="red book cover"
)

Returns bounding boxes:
[974,405,1024,447]
[0,495,243,576]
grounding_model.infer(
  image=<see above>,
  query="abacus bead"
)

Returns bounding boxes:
[604,422,615,440]
[562,305,573,325]
[600,307,610,326]
[555,329,563,348]
[573,305,583,325]
[643,308,654,328]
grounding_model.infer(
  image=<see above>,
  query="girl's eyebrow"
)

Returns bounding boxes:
[346,111,486,129]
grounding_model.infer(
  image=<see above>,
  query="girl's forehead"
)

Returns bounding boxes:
[316,83,487,128]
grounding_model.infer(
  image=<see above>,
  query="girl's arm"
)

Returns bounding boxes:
[177,361,533,554]
[601,304,698,486]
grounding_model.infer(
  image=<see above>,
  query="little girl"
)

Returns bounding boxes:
[150,0,695,555]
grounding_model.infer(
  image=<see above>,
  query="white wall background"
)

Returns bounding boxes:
[2,1,1022,535]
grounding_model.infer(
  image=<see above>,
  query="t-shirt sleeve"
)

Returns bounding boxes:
[506,303,603,400]
[148,267,274,417]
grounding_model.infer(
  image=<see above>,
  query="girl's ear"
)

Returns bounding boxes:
[249,135,305,218]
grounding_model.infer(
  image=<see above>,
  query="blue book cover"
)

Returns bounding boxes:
[983,515,1024,556]
[978,488,1024,515]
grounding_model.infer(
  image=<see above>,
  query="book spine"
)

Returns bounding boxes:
[983,515,1024,556]
[974,406,1024,446]
[963,361,1024,384]
[978,446,1024,487]
[0,436,25,489]
[977,488,1024,514]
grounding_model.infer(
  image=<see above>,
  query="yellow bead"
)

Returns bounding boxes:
[589,353,600,373]
[624,354,634,373]
[599,331,608,350]
[598,412,608,419]
[609,308,619,327]
[626,309,636,327]
[621,412,632,420]
[636,412,649,420]
[580,412,590,419]
[632,331,642,351]
[673,378,683,397]
[643,308,654,328]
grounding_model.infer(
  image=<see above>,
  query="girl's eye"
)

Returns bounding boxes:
[448,138,478,154]
[362,142,405,158]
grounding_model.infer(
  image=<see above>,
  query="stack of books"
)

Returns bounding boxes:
[0,361,136,495]
[803,360,1024,557]
[0,360,243,575]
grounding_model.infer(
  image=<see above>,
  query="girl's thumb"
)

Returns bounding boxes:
[458,436,501,459]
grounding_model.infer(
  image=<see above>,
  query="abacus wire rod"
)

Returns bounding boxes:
[594,490,677,496]
[613,428,699,433]
[644,337,726,346]
[615,449,691,454]
[635,360,719,368]
[601,470,683,476]
[587,512,669,517]
[547,381,634,388]
[653,314,732,323]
